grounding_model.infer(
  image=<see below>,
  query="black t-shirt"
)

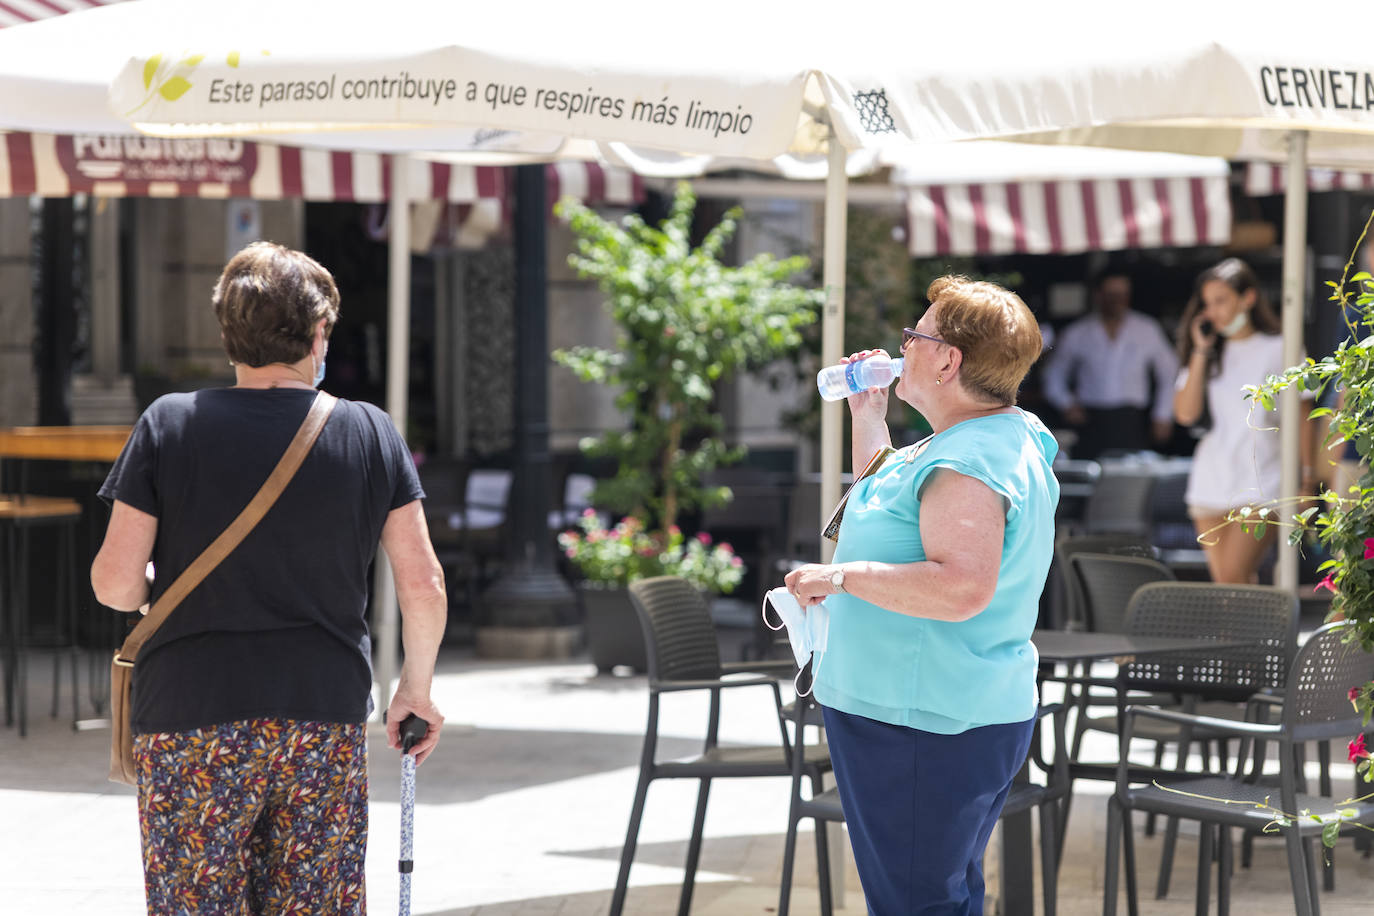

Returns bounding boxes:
[99,387,424,734]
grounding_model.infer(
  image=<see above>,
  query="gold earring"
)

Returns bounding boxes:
[936,375,943,385]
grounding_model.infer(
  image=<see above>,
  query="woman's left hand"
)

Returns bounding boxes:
[784,563,839,608]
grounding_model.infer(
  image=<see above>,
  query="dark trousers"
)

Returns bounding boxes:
[1072,406,1151,459]
[821,706,1035,916]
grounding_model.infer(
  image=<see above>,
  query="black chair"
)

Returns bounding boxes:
[1083,469,1157,538]
[1051,533,1158,631]
[776,696,1070,916]
[1071,553,1176,635]
[1104,622,1374,916]
[610,576,822,916]
[1065,553,1178,776]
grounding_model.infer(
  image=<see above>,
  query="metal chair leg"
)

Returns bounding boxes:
[778,799,801,916]
[1218,825,1233,916]
[1104,797,1123,916]
[1196,823,1213,916]
[1122,805,1140,916]
[1039,801,1058,916]
[1157,813,1181,899]
[678,777,712,916]
[1282,824,1313,916]
[609,770,652,916]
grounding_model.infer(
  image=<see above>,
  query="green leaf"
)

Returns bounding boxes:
[1322,821,1341,847]
[143,54,161,90]
[158,76,192,101]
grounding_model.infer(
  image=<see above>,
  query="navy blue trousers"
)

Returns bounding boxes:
[821,706,1035,916]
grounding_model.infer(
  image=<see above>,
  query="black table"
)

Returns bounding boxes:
[995,629,1259,916]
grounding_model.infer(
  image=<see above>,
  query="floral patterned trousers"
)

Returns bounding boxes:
[134,719,368,915]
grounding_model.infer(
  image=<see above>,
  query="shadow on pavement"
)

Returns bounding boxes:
[365,725,701,805]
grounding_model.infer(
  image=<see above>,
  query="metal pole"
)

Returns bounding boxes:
[374,153,411,708]
[1277,131,1307,593]
[819,133,848,563]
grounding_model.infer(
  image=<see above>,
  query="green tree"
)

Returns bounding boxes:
[554,182,822,534]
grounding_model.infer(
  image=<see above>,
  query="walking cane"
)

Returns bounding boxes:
[398,714,429,916]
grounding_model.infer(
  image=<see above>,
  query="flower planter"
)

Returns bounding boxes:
[579,582,648,674]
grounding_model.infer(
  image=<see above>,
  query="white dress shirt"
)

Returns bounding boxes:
[1042,310,1179,422]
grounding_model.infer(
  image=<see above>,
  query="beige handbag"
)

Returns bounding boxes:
[108,392,336,785]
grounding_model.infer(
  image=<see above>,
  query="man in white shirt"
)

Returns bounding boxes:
[1042,268,1179,459]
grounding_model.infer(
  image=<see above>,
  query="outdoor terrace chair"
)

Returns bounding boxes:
[1058,582,1298,885]
[1103,622,1374,916]
[1083,469,1157,538]
[1050,533,1158,631]
[611,576,823,916]
[776,695,1070,916]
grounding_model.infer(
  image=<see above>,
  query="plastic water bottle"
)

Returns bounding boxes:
[816,355,904,401]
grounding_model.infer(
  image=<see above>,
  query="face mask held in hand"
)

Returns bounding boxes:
[762,586,830,696]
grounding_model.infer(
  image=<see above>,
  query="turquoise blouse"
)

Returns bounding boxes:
[813,409,1060,733]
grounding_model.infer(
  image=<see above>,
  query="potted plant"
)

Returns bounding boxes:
[553,182,821,671]
[559,513,746,671]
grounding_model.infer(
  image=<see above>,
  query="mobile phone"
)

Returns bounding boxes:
[1199,319,1215,336]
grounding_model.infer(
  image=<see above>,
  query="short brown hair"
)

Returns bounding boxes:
[212,242,339,367]
[926,276,1042,406]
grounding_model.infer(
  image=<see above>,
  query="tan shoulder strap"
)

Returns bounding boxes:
[115,391,337,665]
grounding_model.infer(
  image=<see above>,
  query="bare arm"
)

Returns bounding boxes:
[91,500,157,611]
[843,349,893,472]
[381,499,448,765]
[785,469,1006,622]
[1174,315,1215,426]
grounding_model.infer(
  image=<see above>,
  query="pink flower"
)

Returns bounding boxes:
[731,557,743,567]
[1349,734,1369,763]
[1316,575,1337,594]
[718,542,733,554]
[1365,538,1374,560]
[668,525,682,537]
[696,532,712,545]
[564,548,577,558]
[581,507,597,518]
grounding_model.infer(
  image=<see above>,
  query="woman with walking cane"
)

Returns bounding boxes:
[92,242,446,915]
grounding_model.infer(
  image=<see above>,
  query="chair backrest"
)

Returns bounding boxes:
[627,576,723,683]
[1070,553,1175,634]
[1083,470,1156,536]
[1284,622,1374,742]
[1123,582,1299,701]
[464,469,512,527]
[1052,534,1158,629]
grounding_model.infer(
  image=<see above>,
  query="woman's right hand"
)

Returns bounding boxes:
[1189,314,1217,355]
[843,349,890,424]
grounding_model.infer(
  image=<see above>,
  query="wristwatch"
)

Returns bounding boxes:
[829,568,846,594]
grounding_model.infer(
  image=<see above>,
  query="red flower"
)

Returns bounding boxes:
[1349,734,1369,762]
[1316,575,1337,594]
[1351,686,1363,710]
[1365,537,1374,560]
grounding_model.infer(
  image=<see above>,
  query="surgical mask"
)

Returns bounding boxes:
[1217,311,1249,337]
[762,586,830,696]
[312,356,326,388]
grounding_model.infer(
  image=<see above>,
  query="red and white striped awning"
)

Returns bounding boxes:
[0,131,508,202]
[906,175,1233,258]
[1243,162,1374,196]
[0,0,128,28]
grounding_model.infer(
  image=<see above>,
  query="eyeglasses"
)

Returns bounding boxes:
[902,327,945,350]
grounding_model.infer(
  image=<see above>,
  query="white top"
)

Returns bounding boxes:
[1042,310,1179,421]
[1178,332,1288,512]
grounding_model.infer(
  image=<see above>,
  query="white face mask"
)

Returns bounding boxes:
[1217,311,1250,337]
[762,587,829,696]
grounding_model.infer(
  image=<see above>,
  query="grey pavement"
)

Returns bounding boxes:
[6,644,1374,914]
